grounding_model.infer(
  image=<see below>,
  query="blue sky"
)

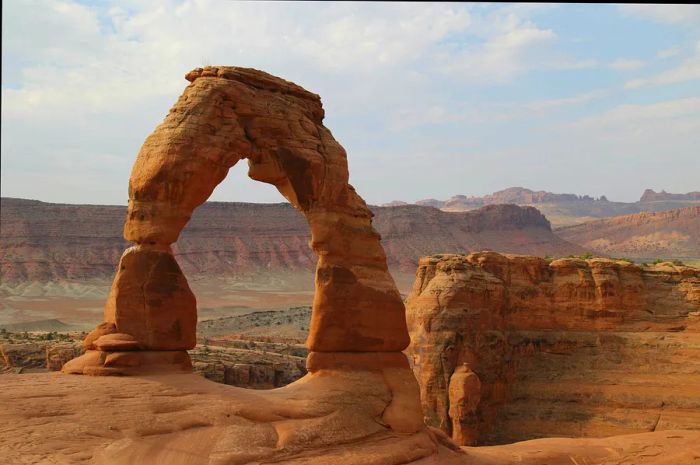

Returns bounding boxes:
[2,2,699,205]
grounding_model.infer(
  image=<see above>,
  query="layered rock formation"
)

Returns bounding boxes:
[64,65,412,376]
[556,206,700,260]
[406,252,700,445]
[1,340,81,372]
[56,66,456,463]
[0,197,583,284]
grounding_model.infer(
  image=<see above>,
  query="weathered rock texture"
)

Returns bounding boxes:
[53,67,455,463]
[406,252,700,445]
[2,372,699,465]
[190,342,307,389]
[0,198,583,284]
[64,65,413,376]
[1,340,81,372]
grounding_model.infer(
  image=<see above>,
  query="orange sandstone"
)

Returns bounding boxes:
[406,252,700,446]
[65,66,410,375]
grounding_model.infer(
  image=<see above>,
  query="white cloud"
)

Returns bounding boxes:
[657,46,681,59]
[619,4,700,25]
[610,58,646,71]
[625,42,700,89]
[574,97,700,127]
[1,1,697,205]
[524,90,607,112]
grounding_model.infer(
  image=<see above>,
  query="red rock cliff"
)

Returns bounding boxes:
[406,252,700,445]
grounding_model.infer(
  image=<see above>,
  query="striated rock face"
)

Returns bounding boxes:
[0,198,584,283]
[1,341,82,372]
[556,206,700,259]
[191,344,306,389]
[406,252,700,445]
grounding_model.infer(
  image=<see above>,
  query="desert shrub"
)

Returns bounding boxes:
[672,259,685,266]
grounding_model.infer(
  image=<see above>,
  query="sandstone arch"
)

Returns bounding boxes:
[64,66,410,375]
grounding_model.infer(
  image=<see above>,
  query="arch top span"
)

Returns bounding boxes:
[64,66,410,376]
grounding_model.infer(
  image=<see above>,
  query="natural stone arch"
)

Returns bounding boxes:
[64,66,410,375]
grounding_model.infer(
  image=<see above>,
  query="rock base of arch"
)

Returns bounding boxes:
[62,349,192,376]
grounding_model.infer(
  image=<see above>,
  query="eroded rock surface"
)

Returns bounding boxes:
[52,66,451,463]
[406,252,700,445]
[1,373,698,465]
[66,66,411,375]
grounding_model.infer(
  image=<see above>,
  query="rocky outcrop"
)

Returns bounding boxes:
[1,341,82,371]
[64,65,411,378]
[56,66,453,463]
[0,198,583,283]
[556,206,700,259]
[406,252,700,445]
[640,189,700,202]
[191,344,306,389]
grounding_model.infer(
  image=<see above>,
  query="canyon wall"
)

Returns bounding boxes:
[0,198,582,283]
[406,252,700,445]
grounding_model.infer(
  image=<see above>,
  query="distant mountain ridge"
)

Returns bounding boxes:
[639,189,700,202]
[0,197,583,284]
[556,206,700,260]
[392,187,700,227]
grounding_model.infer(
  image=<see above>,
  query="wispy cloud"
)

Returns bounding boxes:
[610,58,646,71]
[657,46,681,59]
[619,4,700,25]
[625,42,700,89]
[1,1,698,205]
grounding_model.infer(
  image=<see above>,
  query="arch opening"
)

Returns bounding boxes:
[63,66,410,376]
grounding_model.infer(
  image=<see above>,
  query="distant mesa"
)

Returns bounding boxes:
[382,200,409,207]
[399,187,700,227]
[639,189,700,202]
[0,197,584,284]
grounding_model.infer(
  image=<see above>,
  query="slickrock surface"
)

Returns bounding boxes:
[0,372,453,465]
[0,198,582,284]
[406,252,700,445]
[557,206,700,259]
[1,373,698,465]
